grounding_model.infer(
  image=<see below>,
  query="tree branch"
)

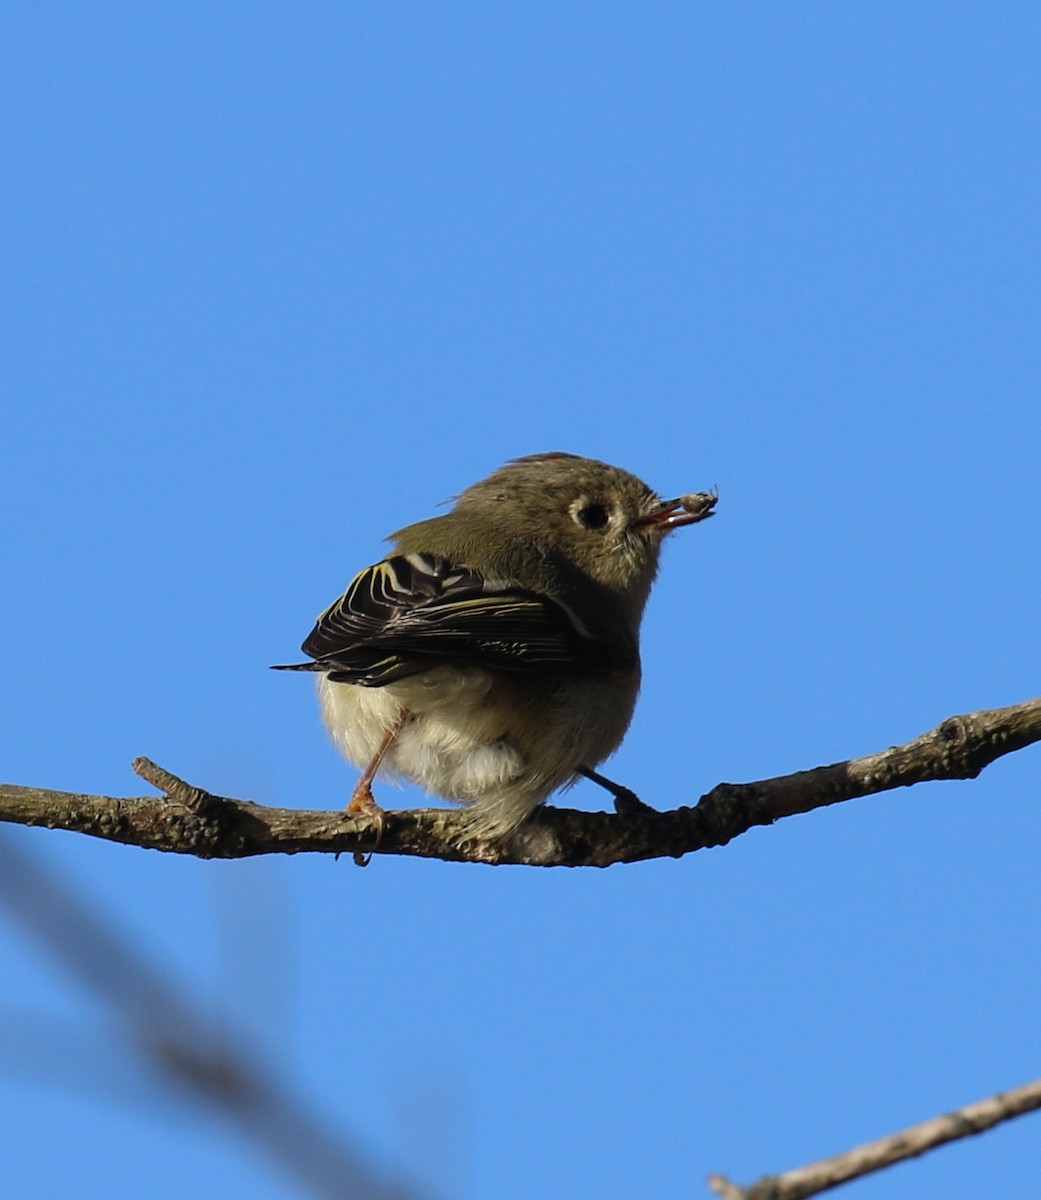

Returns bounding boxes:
[707,1075,1041,1200]
[1,696,1038,867]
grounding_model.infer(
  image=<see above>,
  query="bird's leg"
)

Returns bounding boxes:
[347,713,406,862]
[576,765,657,816]
[348,714,405,814]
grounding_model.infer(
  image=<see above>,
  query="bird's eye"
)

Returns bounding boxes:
[575,502,611,531]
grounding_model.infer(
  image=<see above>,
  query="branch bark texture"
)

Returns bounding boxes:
[708,1075,1041,1200]
[1,696,1038,867]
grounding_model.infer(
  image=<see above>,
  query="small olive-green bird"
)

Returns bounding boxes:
[275,453,716,838]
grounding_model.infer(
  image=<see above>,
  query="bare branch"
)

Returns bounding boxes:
[1,696,1038,867]
[707,1075,1041,1200]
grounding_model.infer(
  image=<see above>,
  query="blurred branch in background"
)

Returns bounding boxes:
[1,696,1039,867]
[0,832,419,1200]
[708,1075,1041,1200]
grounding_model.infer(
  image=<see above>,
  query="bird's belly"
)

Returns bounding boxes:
[317,667,527,802]
[316,663,640,833]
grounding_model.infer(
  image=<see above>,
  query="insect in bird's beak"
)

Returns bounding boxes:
[636,490,718,532]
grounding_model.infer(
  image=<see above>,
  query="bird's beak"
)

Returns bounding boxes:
[636,490,718,532]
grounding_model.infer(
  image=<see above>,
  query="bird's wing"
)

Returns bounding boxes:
[279,552,630,686]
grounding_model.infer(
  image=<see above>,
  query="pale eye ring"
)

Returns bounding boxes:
[574,501,611,531]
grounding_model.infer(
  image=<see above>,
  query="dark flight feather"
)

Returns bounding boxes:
[272,552,631,687]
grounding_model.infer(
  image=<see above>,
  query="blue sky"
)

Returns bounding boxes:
[2,4,1039,1197]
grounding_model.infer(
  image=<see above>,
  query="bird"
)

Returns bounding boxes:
[274,453,716,840]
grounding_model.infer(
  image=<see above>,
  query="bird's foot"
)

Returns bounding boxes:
[576,765,657,816]
[346,784,386,866]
